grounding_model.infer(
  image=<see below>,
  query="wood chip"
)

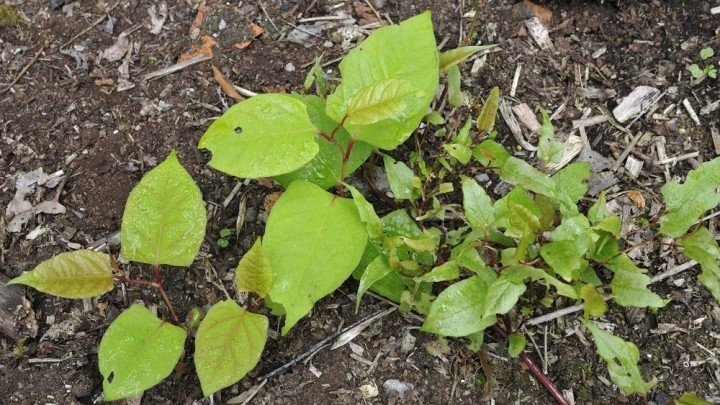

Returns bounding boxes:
[211,65,244,101]
[500,99,537,151]
[624,155,643,177]
[612,86,661,123]
[682,98,701,126]
[626,190,646,209]
[510,63,522,97]
[524,16,554,51]
[511,103,541,133]
[700,99,720,115]
[572,114,608,129]
[711,127,720,155]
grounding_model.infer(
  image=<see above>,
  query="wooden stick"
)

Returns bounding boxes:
[61,2,120,49]
[0,40,50,95]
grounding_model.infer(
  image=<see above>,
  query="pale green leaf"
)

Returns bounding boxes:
[508,334,526,358]
[477,87,499,134]
[356,255,394,312]
[447,64,464,107]
[263,181,367,334]
[700,47,715,59]
[9,250,113,298]
[444,143,472,164]
[675,392,714,405]
[439,45,496,72]
[588,192,609,225]
[416,261,460,283]
[461,176,495,232]
[580,284,607,317]
[550,215,593,254]
[503,265,578,299]
[593,216,622,239]
[235,238,273,298]
[199,94,319,178]
[472,138,509,166]
[538,108,564,165]
[195,300,268,397]
[383,154,418,201]
[347,78,420,125]
[687,64,704,79]
[346,183,383,241]
[99,305,186,401]
[506,186,542,237]
[660,157,720,237]
[451,243,496,285]
[483,277,526,317]
[500,156,557,198]
[581,319,657,395]
[326,12,439,150]
[611,269,665,308]
[425,111,445,125]
[539,241,586,282]
[681,227,720,302]
[552,162,590,203]
[275,96,371,190]
[121,151,206,267]
[421,276,496,337]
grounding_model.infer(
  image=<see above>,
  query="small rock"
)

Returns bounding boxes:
[383,379,409,398]
[359,383,379,399]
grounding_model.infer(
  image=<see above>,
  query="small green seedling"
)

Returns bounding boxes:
[217,228,232,248]
[688,47,716,79]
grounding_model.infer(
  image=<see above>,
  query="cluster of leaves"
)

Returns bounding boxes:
[688,47,717,79]
[9,11,720,403]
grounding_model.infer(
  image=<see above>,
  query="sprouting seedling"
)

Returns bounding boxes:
[688,47,716,79]
[217,228,232,248]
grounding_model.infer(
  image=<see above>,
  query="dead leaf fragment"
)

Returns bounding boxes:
[211,65,244,100]
[626,190,646,209]
[179,35,217,62]
[523,0,552,23]
[263,191,283,213]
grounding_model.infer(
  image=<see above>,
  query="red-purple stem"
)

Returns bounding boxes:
[493,324,569,405]
[112,265,180,325]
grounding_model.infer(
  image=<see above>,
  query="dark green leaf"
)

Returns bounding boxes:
[681,227,720,302]
[421,276,496,337]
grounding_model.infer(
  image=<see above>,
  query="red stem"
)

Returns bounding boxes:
[493,324,569,405]
[112,267,180,325]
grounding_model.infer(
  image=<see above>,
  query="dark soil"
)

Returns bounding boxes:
[2,0,720,404]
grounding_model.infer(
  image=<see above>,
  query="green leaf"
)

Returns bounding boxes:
[687,64,704,79]
[580,284,607,317]
[504,265,578,299]
[675,392,714,405]
[610,269,665,308]
[550,215,593,254]
[538,108,564,165]
[425,111,445,125]
[477,87,499,134]
[444,143,472,164]
[275,96,371,190]
[326,12,439,150]
[451,243,496,285]
[506,186,542,237]
[588,192,609,225]
[421,276,496,337]
[235,238,273,298]
[304,54,326,95]
[500,156,557,198]
[99,305,186,401]
[356,255,394,312]
[199,94,319,178]
[447,65,464,107]
[416,261,460,283]
[346,78,421,125]
[461,176,495,232]
[593,216,622,239]
[539,241,586,282]
[580,319,657,396]
[660,157,720,237]
[472,139,509,166]
[195,300,268,397]
[383,154,419,201]
[700,47,715,59]
[263,181,367,334]
[346,183,383,241]
[552,162,590,204]
[9,250,113,298]
[508,334,526,358]
[121,151,206,267]
[439,45,496,72]
[483,277,526,318]
[681,227,720,302]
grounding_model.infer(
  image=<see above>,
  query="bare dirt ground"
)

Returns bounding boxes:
[1,0,720,404]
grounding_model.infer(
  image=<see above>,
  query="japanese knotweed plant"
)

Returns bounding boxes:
[9,151,269,400]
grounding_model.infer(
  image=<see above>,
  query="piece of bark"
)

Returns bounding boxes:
[711,127,720,155]
[612,86,660,123]
[512,103,541,133]
[0,274,37,341]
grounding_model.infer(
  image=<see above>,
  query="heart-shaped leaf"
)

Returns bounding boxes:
[195,300,268,397]
[263,180,367,334]
[8,250,113,298]
[121,151,206,267]
[421,276,496,337]
[99,304,186,401]
[199,94,320,178]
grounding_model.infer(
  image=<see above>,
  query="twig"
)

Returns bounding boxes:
[363,0,384,25]
[143,55,211,81]
[258,1,278,32]
[527,260,699,326]
[257,308,390,380]
[1,40,50,95]
[61,3,120,49]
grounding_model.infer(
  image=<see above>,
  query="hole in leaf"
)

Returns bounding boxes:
[234,126,244,135]
[107,371,114,383]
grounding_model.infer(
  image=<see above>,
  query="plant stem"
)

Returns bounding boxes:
[337,133,357,197]
[112,274,157,287]
[154,265,180,325]
[492,324,569,405]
